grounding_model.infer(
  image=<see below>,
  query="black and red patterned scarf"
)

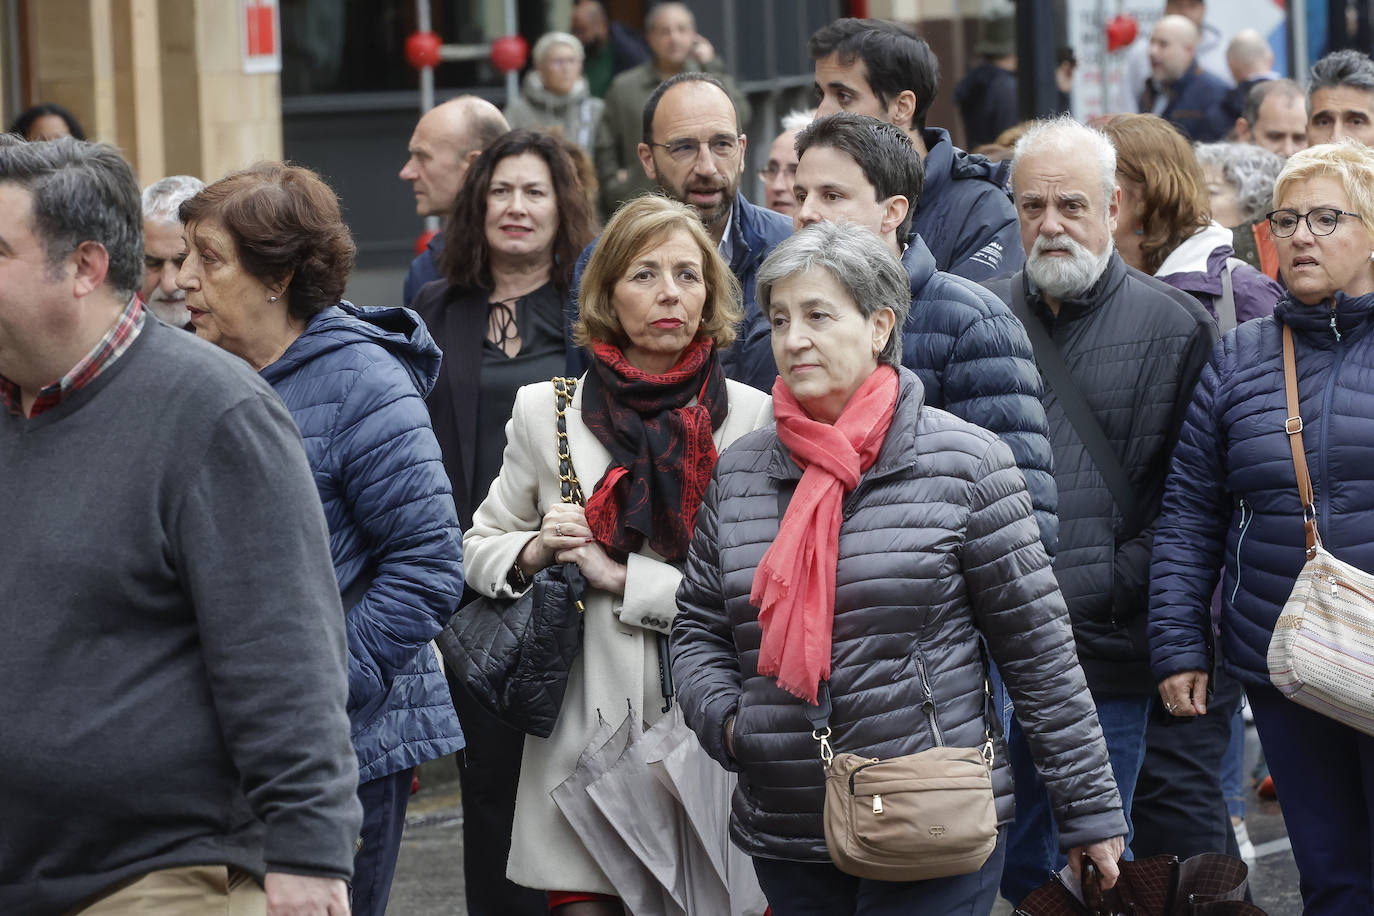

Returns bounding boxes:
[582,337,727,562]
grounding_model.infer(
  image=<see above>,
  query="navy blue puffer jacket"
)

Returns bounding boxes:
[261,303,465,782]
[1150,292,1374,685]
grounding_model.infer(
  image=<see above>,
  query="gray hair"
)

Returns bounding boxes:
[1309,50,1374,106]
[780,109,815,133]
[532,31,583,67]
[1194,142,1284,223]
[141,175,205,226]
[0,137,142,298]
[1011,115,1117,209]
[756,222,911,370]
[1241,78,1303,128]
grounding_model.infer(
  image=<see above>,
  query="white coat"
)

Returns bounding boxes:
[463,373,773,893]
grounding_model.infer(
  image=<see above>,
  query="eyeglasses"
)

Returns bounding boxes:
[1266,207,1363,238]
[758,163,797,182]
[647,134,742,162]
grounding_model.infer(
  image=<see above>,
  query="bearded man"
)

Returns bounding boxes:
[983,117,1218,905]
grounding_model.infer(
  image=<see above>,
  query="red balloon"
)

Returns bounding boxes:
[405,30,442,70]
[491,34,529,73]
[1105,14,1139,53]
[414,228,439,256]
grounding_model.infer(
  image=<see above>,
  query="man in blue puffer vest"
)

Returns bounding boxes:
[809,18,1024,283]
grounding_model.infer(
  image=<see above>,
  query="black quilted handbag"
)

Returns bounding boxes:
[437,377,587,739]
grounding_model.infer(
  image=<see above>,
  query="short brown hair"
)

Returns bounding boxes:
[180,162,354,321]
[574,195,741,352]
[441,129,597,296]
[1102,114,1209,275]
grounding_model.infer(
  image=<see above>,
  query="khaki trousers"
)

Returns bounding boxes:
[74,865,266,915]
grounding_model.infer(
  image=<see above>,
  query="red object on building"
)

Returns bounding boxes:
[414,228,439,256]
[491,34,529,73]
[245,1,276,56]
[405,30,443,70]
[1105,14,1139,53]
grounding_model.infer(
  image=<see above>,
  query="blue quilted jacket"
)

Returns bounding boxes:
[1150,291,1374,686]
[261,303,465,782]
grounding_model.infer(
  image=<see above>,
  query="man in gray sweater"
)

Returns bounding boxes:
[0,139,362,913]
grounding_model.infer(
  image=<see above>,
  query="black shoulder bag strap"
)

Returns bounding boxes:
[1007,285,1144,537]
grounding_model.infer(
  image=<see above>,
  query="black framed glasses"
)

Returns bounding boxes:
[647,134,742,162]
[1266,207,1363,238]
[758,163,797,182]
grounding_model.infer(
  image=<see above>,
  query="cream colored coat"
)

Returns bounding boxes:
[463,374,773,894]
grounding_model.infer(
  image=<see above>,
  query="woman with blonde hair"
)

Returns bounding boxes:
[1151,141,1374,913]
[462,195,772,913]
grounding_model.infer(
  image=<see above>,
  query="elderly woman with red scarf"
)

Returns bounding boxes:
[461,195,772,914]
[672,222,1127,916]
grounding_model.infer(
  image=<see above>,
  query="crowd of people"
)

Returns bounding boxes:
[5,3,1374,916]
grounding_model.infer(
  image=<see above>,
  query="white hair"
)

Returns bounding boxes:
[141,175,205,225]
[1011,116,1118,209]
[780,109,815,133]
[533,31,583,66]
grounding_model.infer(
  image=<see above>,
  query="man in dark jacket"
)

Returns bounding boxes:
[0,138,362,913]
[571,0,650,98]
[810,18,1023,282]
[790,112,1057,555]
[954,15,1018,149]
[985,117,1218,904]
[571,73,791,388]
[1139,15,1230,141]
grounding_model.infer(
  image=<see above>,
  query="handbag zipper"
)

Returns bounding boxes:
[1324,572,1374,604]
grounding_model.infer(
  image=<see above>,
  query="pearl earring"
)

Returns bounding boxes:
[268,295,279,302]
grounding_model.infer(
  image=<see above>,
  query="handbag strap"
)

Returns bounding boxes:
[807,678,996,768]
[1007,284,1145,537]
[1281,325,1320,557]
[1217,258,1239,336]
[552,377,585,507]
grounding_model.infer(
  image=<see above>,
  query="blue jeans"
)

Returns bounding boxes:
[754,830,1006,915]
[999,691,1150,905]
[1221,696,1247,820]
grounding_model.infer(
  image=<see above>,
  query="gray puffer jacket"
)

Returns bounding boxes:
[672,368,1125,862]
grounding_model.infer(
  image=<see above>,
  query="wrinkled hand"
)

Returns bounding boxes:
[516,504,626,594]
[1066,836,1126,890]
[265,873,349,915]
[1158,670,1209,717]
[557,538,627,595]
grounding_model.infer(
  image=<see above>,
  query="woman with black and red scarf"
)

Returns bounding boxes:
[461,195,773,913]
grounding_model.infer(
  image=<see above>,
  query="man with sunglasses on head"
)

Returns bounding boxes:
[570,72,791,390]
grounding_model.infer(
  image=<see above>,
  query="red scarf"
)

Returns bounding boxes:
[751,365,899,703]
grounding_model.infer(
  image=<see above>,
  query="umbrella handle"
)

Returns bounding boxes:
[658,633,674,713]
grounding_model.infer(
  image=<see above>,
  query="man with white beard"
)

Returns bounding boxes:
[139,175,204,328]
[984,117,1218,906]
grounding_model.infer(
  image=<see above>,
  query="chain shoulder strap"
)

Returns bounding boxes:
[552,377,585,507]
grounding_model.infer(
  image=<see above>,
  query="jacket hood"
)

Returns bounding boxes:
[921,127,1009,192]
[519,71,592,110]
[1275,289,1374,340]
[1155,221,1233,288]
[263,301,442,396]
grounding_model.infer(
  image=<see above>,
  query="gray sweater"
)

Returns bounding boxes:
[0,321,362,914]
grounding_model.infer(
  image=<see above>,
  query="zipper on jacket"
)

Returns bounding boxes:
[915,654,945,747]
[1231,499,1252,603]
[1318,336,1345,544]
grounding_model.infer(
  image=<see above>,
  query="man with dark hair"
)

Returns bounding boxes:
[0,138,361,913]
[808,17,1023,282]
[1235,78,1308,159]
[594,2,749,214]
[791,112,1056,553]
[571,0,650,98]
[573,72,790,390]
[1307,49,1374,147]
[399,96,510,306]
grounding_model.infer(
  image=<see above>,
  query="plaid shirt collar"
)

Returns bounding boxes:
[1,296,146,418]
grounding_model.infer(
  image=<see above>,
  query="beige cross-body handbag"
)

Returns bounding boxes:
[1266,324,1374,735]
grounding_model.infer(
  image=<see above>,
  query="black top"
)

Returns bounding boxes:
[412,278,570,528]
[474,284,566,505]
